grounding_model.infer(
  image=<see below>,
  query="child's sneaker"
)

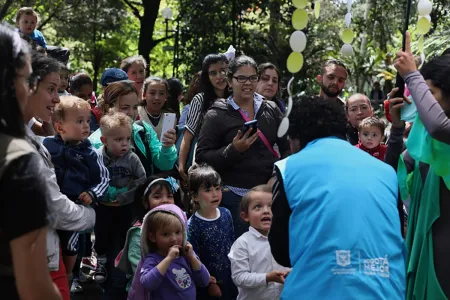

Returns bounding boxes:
[81,256,97,271]
[70,279,83,293]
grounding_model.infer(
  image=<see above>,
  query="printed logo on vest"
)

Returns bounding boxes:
[332,250,356,275]
[172,267,192,289]
[336,250,351,267]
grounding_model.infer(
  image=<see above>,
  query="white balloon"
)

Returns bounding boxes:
[418,0,433,16]
[277,117,289,138]
[289,31,307,53]
[424,14,431,22]
[345,13,352,27]
[341,44,354,56]
[347,0,352,12]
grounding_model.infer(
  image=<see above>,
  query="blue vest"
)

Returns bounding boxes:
[276,137,406,300]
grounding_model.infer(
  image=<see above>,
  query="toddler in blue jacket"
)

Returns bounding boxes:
[43,95,109,277]
[15,7,47,49]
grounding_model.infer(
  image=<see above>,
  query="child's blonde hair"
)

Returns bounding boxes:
[240,185,272,215]
[358,116,386,134]
[53,96,91,122]
[99,111,132,136]
[146,211,182,252]
[15,7,40,25]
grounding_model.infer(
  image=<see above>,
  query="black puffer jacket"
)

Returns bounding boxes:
[196,98,289,189]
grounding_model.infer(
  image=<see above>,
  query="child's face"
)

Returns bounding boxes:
[59,71,69,93]
[145,83,167,114]
[56,108,91,142]
[150,221,183,256]
[18,14,37,35]
[101,126,131,157]
[194,185,222,211]
[127,63,146,92]
[147,185,175,210]
[73,84,93,101]
[241,192,273,235]
[359,126,383,149]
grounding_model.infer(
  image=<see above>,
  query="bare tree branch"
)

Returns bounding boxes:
[152,34,174,47]
[0,0,14,21]
[122,0,142,21]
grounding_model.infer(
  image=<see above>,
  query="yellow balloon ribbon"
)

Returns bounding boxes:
[287,52,304,73]
[417,17,431,35]
[293,0,309,9]
[292,9,308,30]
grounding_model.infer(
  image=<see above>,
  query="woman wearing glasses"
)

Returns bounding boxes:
[178,54,230,181]
[196,55,289,239]
[0,24,62,300]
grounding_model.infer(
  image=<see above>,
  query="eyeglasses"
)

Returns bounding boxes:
[233,75,259,83]
[277,77,294,138]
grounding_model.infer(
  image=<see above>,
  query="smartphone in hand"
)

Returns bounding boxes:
[242,120,258,133]
[160,113,177,142]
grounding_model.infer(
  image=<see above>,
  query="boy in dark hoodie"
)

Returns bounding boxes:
[43,95,109,279]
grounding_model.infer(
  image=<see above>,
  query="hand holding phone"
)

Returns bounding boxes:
[160,113,177,142]
[242,120,258,133]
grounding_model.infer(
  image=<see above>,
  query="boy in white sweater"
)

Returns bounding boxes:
[228,185,290,300]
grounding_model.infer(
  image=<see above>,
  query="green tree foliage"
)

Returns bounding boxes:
[0,0,448,96]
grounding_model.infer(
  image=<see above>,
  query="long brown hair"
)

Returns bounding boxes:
[99,81,138,115]
[183,71,202,105]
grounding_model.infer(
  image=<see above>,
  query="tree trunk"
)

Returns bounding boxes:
[138,0,161,68]
[0,0,14,21]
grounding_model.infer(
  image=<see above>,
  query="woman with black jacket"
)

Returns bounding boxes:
[196,55,289,239]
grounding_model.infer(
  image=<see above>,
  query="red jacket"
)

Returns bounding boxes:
[355,143,387,161]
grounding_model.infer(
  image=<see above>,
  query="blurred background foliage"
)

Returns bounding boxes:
[1,0,449,96]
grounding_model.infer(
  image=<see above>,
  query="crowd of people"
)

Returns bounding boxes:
[1,5,450,300]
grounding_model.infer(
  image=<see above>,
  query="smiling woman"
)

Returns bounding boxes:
[21,51,96,300]
[195,55,290,239]
[23,52,60,125]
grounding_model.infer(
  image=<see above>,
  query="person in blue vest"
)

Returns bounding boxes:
[268,94,406,299]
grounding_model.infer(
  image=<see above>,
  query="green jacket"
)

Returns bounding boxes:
[89,121,177,175]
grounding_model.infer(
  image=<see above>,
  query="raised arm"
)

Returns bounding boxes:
[404,71,450,144]
[143,122,178,171]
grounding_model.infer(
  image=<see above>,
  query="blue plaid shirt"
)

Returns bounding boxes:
[225,94,264,196]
